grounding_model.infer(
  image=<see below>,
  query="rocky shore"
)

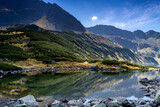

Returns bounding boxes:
[1,77,160,107]
[0,95,156,107]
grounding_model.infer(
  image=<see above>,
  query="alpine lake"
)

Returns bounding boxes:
[0,70,159,103]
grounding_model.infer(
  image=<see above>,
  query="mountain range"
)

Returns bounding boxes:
[87,25,160,65]
[0,24,157,65]
[0,0,159,66]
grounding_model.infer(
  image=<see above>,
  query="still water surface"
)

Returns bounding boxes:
[0,71,160,101]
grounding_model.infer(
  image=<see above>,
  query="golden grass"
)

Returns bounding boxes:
[8,58,46,69]
[51,61,92,68]
[22,71,42,76]
[0,31,24,35]
[1,85,28,96]
[123,64,140,69]
[10,78,27,85]
[58,70,88,73]
[3,59,149,73]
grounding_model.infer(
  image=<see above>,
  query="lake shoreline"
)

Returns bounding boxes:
[0,66,150,79]
[1,77,160,106]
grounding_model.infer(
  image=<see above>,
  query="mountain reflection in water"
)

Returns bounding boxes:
[0,70,160,101]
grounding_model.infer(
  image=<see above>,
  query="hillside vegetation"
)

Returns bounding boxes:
[0,63,22,71]
[87,25,160,66]
[0,28,157,65]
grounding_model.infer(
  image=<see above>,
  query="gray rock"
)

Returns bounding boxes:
[139,78,149,84]
[155,90,160,105]
[10,89,21,93]
[51,100,63,107]
[12,99,26,107]
[13,95,38,107]
[93,103,106,107]
[68,99,83,106]
[138,99,146,105]
[144,93,151,97]
[138,104,152,107]
[0,70,3,76]
[115,97,131,106]
[90,100,101,106]
[106,101,119,107]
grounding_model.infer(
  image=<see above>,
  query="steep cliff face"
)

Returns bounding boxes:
[0,0,85,32]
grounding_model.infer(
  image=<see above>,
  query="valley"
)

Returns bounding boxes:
[0,0,160,106]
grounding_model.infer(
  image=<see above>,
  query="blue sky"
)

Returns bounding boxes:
[43,0,160,32]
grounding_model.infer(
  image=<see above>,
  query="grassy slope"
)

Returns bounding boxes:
[0,44,29,61]
[0,63,22,71]
[0,29,154,65]
[24,30,142,63]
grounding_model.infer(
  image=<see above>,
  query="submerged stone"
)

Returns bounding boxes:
[90,65,99,72]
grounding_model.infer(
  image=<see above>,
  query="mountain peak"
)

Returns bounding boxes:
[0,0,85,32]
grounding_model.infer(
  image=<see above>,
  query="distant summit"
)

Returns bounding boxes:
[87,25,160,66]
[0,0,85,32]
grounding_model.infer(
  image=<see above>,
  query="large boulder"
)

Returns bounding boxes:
[155,90,160,105]
[13,95,38,107]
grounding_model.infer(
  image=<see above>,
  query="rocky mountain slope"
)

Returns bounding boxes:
[0,0,85,32]
[0,24,157,65]
[86,25,160,65]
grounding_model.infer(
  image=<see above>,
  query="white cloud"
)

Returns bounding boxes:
[97,3,160,31]
[114,23,126,28]
[91,16,98,21]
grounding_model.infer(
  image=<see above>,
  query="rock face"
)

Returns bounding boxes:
[13,95,38,107]
[0,0,85,32]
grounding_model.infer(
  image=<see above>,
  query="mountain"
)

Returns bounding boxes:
[86,25,160,65]
[0,25,157,65]
[86,25,134,39]
[0,0,85,32]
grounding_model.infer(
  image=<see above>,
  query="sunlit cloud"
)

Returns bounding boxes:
[91,16,98,21]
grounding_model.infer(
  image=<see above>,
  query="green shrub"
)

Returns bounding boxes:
[101,60,120,65]
[0,43,29,61]
[0,34,22,42]
[27,41,81,62]
[0,63,22,71]
[138,65,149,69]
[121,66,129,69]
[88,60,100,63]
